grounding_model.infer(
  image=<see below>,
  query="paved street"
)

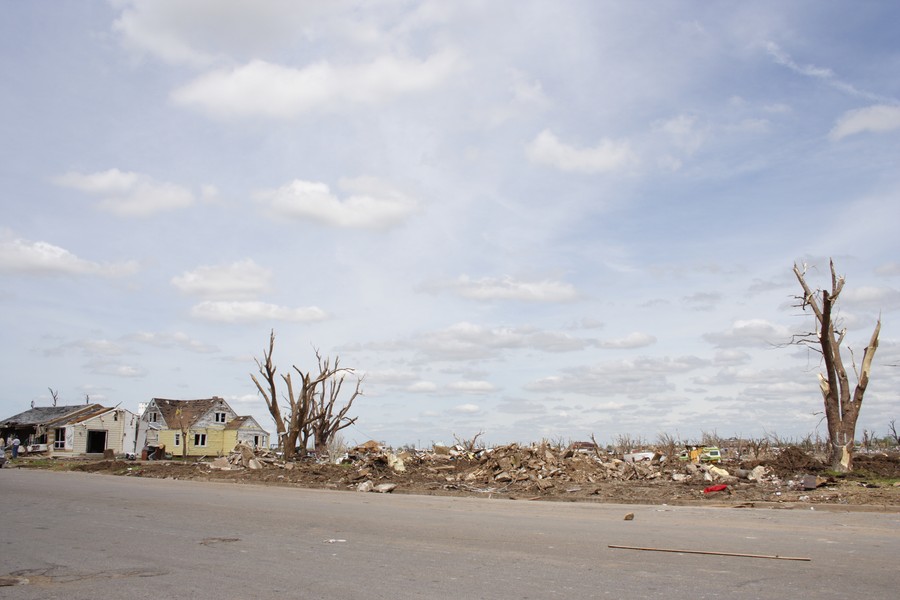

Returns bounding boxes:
[1,469,897,599]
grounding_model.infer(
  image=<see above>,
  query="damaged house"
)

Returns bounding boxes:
[138,397,268,456]
[0,404,137,456]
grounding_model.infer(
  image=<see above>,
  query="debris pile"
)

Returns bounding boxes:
[208,444,283,471]
[203,440,790,495]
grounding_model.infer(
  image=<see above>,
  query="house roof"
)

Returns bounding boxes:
[224,415,266,432]
[151,397,224,428]
[0,404,109,428]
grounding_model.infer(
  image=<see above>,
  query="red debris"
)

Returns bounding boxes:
[703,484,728,494]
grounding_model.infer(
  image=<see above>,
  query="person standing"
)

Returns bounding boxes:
[11,436,20,459]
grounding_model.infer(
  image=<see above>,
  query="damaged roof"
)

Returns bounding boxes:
[151,397,224,428]
[0,404,110,428]
[224,415,265,431]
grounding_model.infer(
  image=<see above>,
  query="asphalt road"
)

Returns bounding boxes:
[1,469,897,599]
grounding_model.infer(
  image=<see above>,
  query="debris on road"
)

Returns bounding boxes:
[608,544,811,561]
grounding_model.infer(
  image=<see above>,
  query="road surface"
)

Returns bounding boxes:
[1,469,897,599]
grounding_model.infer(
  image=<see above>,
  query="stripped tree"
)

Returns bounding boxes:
[792,259,881,471]
[251,330,362,459]
[305,352,362,456]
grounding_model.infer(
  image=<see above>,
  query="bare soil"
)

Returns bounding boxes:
[19,447,900,510]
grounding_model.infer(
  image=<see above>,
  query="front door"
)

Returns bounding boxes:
[86,430,107,453]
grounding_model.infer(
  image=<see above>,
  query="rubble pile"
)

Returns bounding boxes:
[208,443,284,471]
[341,441,780,494]
[202,440,787,496]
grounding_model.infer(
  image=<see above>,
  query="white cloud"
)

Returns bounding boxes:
[111,0,335,66]
[406,381,438,393]
[525,129,636,173]
[713,349,751,366]
[171,52,458,118]
[44,338,129,358]
[841,285,900,311]
[0,233,138,277]
[86,360,147,378]
[171,259,272,299]
[431,275,578,302]
[830,105,900,140]
[113,0,217,66]
[190,301,328,323]
[257,177,417,229]
[452,403,481,413]
[656,114,705,155]
[127,331,218,353]
[411,322,595,361]
[448,381,496,394]
[703,319,792,349]
[875,262,900,277]
[55,169,196,217]
[526,356,707,397]
[600,332,656,349]
[764,41,891,103]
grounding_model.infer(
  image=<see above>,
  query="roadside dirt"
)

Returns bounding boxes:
[24,445,899,510]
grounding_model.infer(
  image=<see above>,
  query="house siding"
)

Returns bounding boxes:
[160,425,229,456]
[71,410,135,455]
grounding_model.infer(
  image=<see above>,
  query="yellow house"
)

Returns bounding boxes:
[139,397,269,457]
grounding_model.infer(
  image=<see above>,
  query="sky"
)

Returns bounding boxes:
[2,1,899,449]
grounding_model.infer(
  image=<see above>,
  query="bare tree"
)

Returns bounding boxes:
[251,331,289,452]
[251,331,315,459]
[48,388,58,407]
[747,437,769,460]
[888,419,899,447]
[251,331,362,459]
[306,352,362,456]
[174,407,190,458]
[453,430,485,453]
[793,259,881,471]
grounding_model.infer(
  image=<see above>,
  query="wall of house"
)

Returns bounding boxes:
[159,426,229,456]
[225,428,269,449]
[72,410,135,455]
[193,402,237,429]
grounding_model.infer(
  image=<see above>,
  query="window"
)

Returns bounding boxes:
[194,433,207,447]
[174,433,181,446]
[54,428,66,449]
[148,412,159,423]
[214,412,227,423]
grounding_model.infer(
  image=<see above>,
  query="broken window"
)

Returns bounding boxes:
[214,412,227,423]
[174,433,181,446]
[148,412,159,423]
[194,433,207,447]
[54,428,65,449]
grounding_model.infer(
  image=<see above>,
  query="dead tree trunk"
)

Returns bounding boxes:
[251,331,290,456]
[793,260,881,472]
[303,353,361,457]
[252,332,361,460]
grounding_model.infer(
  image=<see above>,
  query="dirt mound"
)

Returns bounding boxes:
[852,454,900,479]
[744,447,826,478]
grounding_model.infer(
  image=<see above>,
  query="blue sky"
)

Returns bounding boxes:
[2,1,898,447]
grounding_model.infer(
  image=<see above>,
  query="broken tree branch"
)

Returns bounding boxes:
[608,545,810,561]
